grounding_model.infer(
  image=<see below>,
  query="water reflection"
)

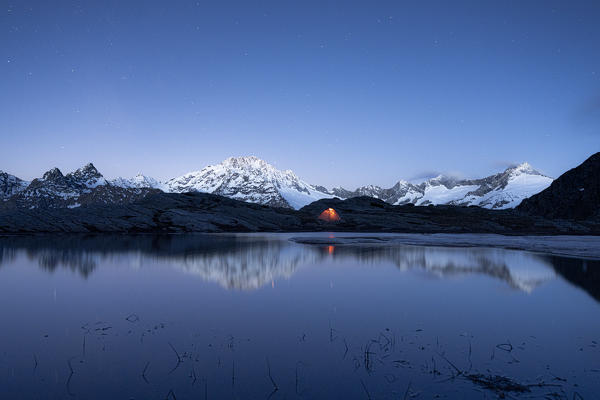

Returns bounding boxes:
[0,234,599,399]
[541,255,600,302]
[0,234,599,300]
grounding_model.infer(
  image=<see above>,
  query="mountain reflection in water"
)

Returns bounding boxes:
[0,233,599,399]
[0,234,598,300]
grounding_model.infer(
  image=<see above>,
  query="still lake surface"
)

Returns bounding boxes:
[0,233,598,399]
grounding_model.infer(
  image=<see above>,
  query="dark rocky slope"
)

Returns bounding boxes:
[517,152,600,220]
[0,192,597,234]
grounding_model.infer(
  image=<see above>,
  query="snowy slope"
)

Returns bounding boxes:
[111,174,165,190]
[333,163,552,209]
[454,163,553,209]
[164,156,334,209]
[416,178,480,206]
[0,171,29,200]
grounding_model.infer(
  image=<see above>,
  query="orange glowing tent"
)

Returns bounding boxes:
[318,208,340,222]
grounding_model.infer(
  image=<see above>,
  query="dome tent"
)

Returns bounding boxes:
[318,208,340,222]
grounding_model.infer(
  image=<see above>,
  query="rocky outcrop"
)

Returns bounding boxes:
[1,163,160,210]
[517,152,600,220]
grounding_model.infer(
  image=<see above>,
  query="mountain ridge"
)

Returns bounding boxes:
[1,163,159,210]
[0,156,552,210]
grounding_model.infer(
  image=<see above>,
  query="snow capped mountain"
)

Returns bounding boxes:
[164,156,334,209]
[0,158,553,211]
[111,174,164,190]
[453,162,553,209]
[20,167,83,206]
[67,163,107,188]
[0,171,29,200]
[1,163,158,210]
[330,163,553,209]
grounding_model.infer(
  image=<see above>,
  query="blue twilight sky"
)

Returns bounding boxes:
[1,1,599,188]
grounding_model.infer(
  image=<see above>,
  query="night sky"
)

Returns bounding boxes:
[2,1,599,188]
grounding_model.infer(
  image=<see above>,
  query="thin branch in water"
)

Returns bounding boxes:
[496,342,513,352]
[66,356,77,397]
[329,321,337,342]
[267,388,278,400]
[343,338,349,359]
[468,339,472,372]
[436,352,463,377]
[430,356,441,376]
[403,381,412,400]
[266,357,278,393]
[363,342,375,373]
[360,379,372,400]
[190,367,197,386]
[168,342,182,374]
[142,361,150,384]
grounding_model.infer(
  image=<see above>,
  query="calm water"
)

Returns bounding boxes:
[0,234,598,399]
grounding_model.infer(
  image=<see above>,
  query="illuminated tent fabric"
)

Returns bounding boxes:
[318,208,340,222]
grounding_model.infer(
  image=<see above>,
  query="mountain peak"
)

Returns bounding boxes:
[221,156,271,170]
[42,168,64,181]
[67,163,106,188]
[72,163,100,175]
[503,162,549,178]
[164,156,333,209]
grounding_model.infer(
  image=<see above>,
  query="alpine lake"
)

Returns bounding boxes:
[0,233,598,399]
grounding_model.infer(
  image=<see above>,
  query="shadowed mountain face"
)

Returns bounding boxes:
[518,152,600,220]
[1,234,598,301]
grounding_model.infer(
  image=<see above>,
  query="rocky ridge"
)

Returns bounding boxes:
[1,164,159,210]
